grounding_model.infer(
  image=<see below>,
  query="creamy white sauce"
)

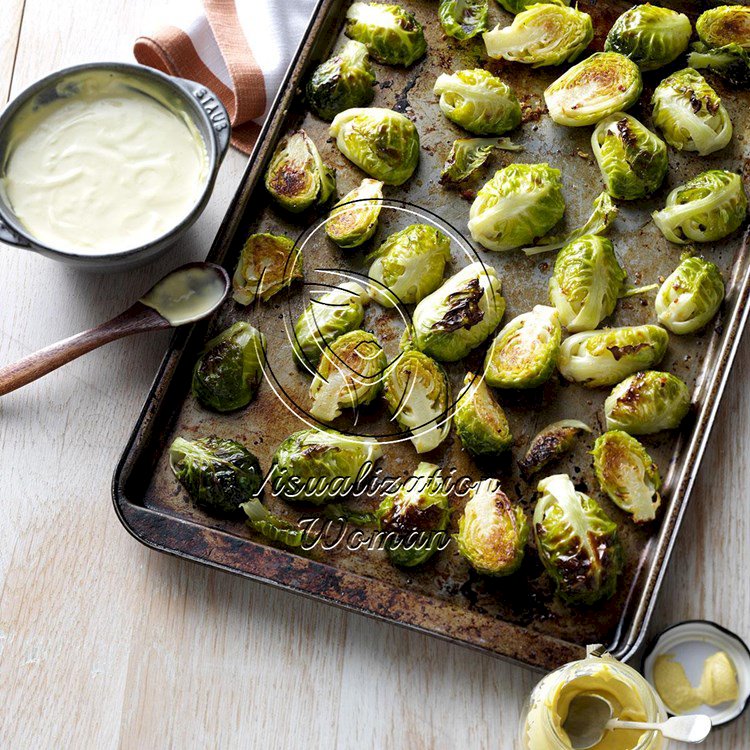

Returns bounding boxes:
[2,72,208,254]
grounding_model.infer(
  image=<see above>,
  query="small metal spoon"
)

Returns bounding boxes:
[563,693,712,749]
[0,262,229,396]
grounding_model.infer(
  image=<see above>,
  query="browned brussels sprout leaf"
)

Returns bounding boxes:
[518,419,591,480]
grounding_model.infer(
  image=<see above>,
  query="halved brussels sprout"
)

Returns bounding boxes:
[548,235,627,333]
[330,108,420,185]
[309,329,387,421]
[264,130,335,212]
[440,137,522,185]
[592,113,668,201]
[652,170,747,244]
[484,305,561,389]
[170,436,262,516]
[433,69,522,136]
[534,473,623,605]
[241,499,310,548]
[325,178,384,249]
[368,224,451,307]
[454,373,513,457]
[345,2,427,66]
[469,163,565,252]
[518,419,591,480]
[439,0,488,41]
[696,6,750,50]
[271,428,383,503]
[306,40,376,121]
[192,322,266,412]
[483,3,593,67]
[689,42,750,88]
[496,0,570,13]
[455,479,528,576]
[376,462,451,567]
[651,69,732,156]
[544,52,642,127]
[655,255,725,335]
[410,262,505,361]
[604,371,691,435]
[604,4,692,71]
[592,431,662,523]
[558,325,669,388]
[383,349,451,453]
[232,233,303,305]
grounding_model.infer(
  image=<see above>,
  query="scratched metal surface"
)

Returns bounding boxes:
[115,0,750,667]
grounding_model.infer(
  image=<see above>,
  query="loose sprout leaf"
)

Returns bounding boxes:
[440,137,522,185]
[454,372,513,457]
[323,504,379,525]
[241,499,310,548]
[325,178,384,248]
[439,0,489,41]
[689,42,750,89]
[232,233,303,305]
[518,419,591,480]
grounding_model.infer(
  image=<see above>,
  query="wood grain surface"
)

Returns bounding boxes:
[0,2,747,749]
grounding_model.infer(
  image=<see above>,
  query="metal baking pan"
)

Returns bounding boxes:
[113,0,750,670]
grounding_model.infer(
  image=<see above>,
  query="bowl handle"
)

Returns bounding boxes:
[0,218,30,248]
[174,78,232,161]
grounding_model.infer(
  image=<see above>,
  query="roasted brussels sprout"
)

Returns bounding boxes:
[325,178,384,249]
[696,6,750,50]
[483,3,593,67]
[170,436,262,515]
[241,499,309,548]
[271,428,382,503]
[651,69,732,156]
[656,255,725,335]
[605,4,692,71]
[376,462,451,567]
[345,2,427,66]
[439,0,488,41]
[232,233,303,305]
[410,262,505,361]
[469,163,565,252]
[592,113,668,201]
[689,42,750,88]
[592,431,662,523]
[368,224,451,307]
[306,40,376,121]
[383,349,451,453]
[440,137,522,185]
[604,371,691,435]
[518,419,591,480]
[558,325,669,388]
[496,0,570,13]
[310,329,387,421]
[192,322,265,412]
[548,235,627,333]
[544,52,642,127]
[455,479,528,576]
[433,69,521,136]
[454,373,513,457]
[484,305,561,389]
[533,473,623,605]
[264,130,335,212]
[330,108,420,185]
[652,170,747,244]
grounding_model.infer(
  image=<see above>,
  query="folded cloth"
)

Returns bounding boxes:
[134,0,318,154]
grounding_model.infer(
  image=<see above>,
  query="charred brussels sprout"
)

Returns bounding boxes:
[310,329,387,422]
[605,4,692,71]
[469,163,565,252]
[192,322,265,412]
[592,431,662,523]
[306,40,376,121]
[264,130,335,212]
[456,479,528,576]
[483,3,593,67]
[376,462,451,567]
[433,69,521,136]
[689,42,750,88]
[232,233,303,305]
[484,305,561,389]
[497,0,570,13]
[271,428,382,503]
[592,113,668,201]
[558,325,669,388]
[325,178,384,249]
[604,371,691,435]
[368,224,451,307]
[383,350,451,453]
[330,108,420,185]
[652,170,747,244]
[545,52,642,127]
[345,2,426,66]
[651,69,732,156]
[440,137,522,185]
[656,256,725,335]
[454,373,513,457]
[518,419,591,480]
[696,6,750,50]
[439,0,488,41]
[170,436,262,515]
[410,262,505,361]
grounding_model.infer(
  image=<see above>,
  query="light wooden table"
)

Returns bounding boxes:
[0,3,748,748]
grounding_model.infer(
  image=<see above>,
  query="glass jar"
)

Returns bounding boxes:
[519,645,668,750]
